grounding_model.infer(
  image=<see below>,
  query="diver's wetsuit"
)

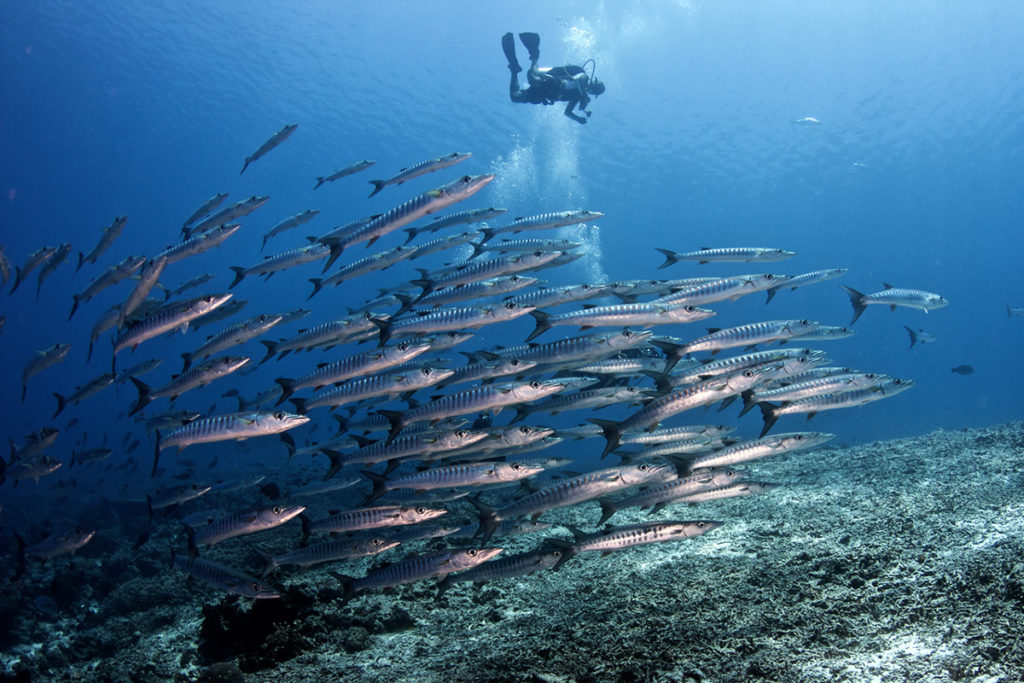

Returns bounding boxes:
[503,32,594,124]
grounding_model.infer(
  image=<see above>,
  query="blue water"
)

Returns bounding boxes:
[1,3,1022,492]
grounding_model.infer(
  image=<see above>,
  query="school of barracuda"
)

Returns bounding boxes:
[1,125,943,602]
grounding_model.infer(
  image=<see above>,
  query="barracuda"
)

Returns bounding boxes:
[308,244,419,298]
[77,216,128,273]
[261,209,320,250]
[117,256,168,328]
[302,505,448,537]
[405,230,483,260]
[191,505,305,548]
[527,302,715,341]
[679,319,822,356]
[758,377,915,436]
[260,312,386,362]
[841,283,948,325]
[372,301,535,346]
[406,275,537,312]
[654,274,788,307]
[261,536,399,576]
[129,356,250,415]
[687,432,834,470]
[479,209,603,243]
[591,366,774,457]
[339,547,503,604]
[182,314,283,370]
[53,372,115,418]
[274,340,431,404]
[437,357,536,389]
[240,123,297,175]
[738,372,883,416]
[173,554,279,599]
[362,461,543,505]
[368,152,472,197]
[182,193,229,231]
[68,255,147,320]
[402,206,506,242]
[436,547,564,597]
[156,223,242,265]
[113,294,233,358]
[230,242,329,288]
[412,250,562,297]
[22,343,72,402]
[469,237,582,259]
[377,379,568,443]
[473,461,672,542]
[765,268,848,303]
[153,410,308,475]
[314,159,375,190]
[655,246,796,267]
[484,329,654,370]
[184,195,270,239]
[288,366,454,414]
[504,282,610,309]
[326,174,495,260]
[598,470,743,523]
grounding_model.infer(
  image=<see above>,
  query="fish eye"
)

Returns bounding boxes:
[796,434,804,440]
[251,583,261,591]
[372,538,381,546]
[800,319,810,325]
[505,302,516,309]
[274,411,285,419]
[421,368,430,375]
[511,463,522,470]
[744,370,754,377]
[530,381,541,388]
[460,175,471,182]
[639,464,649,471]
[416,507,427,514]
[468,549,477,556]
[273,506,282,514]
[519,426,531,434]
[685,306,696,312]
[456,430,467,438]
[697,521,707,529]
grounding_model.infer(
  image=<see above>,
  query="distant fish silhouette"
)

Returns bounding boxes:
[951,365,974,375]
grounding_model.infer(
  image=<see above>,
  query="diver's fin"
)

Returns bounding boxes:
[518,32,540,62]
[502,32,521,73]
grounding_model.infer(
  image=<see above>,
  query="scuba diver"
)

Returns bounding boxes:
[502,32,605,124]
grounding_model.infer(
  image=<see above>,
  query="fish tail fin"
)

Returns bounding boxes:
[587,418,623,459]
[401,227,417,245]
[240,157,251,175]
[903,325,917,349]
[314,177,325,190]
[280,432,297,460]
[737,389,758,417]
[288,397,308,415]
[180,352,195,372]
[87,339,95,363]
[541,538,577,571]
[258,550,278,578]
[840,285,867,325]
[367,180,385,197]
[151,431,162,478]
[228,266,246,289]
[369,317,392,347]
[479,227,497,244]
[74,252,86,274]
[765,288,777,305]
[758,403,779,437]
[393,293,416,317]
[466,495,499,543]
[307,278,325,301]
[524,310,551,342]
[14,533,27,580]
[21,381,27,403]
[146,494,154,525]
[596,498,618,525]
[649,339,688,373]
[68,294,80,321]
[299,513,312,543]
[467,241,485,259]
[654,248,679,270]
[376,409,405,444]
[186,526,198,559]
[323,449,346,480]
[128,377,153,417]
[52,393,67,420]
[360,469,388,505]
[10,266,24,294]
[259,339,279,364]
[273,378,295,407]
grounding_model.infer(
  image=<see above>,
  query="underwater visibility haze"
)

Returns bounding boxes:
[1,1,1023,681]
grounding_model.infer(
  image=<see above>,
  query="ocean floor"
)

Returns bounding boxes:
[2,421,1024,682]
